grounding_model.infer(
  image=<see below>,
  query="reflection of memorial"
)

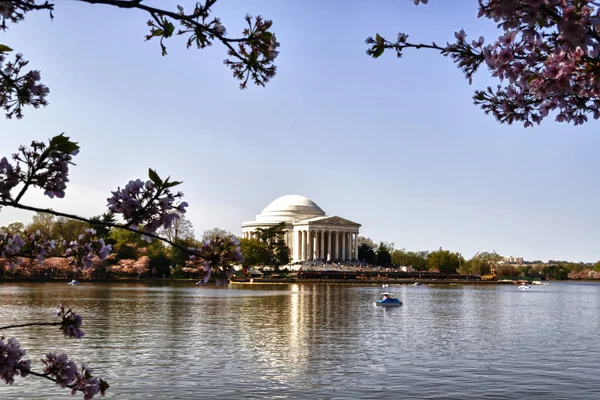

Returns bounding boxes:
[232,284,367,386]
[241,195,361,262]
[234,284,310,383]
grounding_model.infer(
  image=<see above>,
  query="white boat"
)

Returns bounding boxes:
[382,284,389,288]
[413,282,420,287]
[374,292,402,307]
[518,284,531,290]
[68,280,80,285]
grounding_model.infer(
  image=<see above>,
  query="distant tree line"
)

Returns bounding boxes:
[2,214,598,281]
[355,237,600,281]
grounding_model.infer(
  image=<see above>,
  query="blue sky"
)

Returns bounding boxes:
[1,0,599,262]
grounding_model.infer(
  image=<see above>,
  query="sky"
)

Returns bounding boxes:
[1,0,599,263]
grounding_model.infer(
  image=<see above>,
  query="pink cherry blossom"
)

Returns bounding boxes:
[368,0,600,127]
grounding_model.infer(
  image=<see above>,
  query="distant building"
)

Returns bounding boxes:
[241,195,361,262]
[503,256,524,264]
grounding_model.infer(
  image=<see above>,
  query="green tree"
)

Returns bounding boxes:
[375,242,393,267]
[26,212,55,239]
[0,222,25,235]
[52,217,89,250]
[169,237,200,267]
[391,249,405,266]
[239,238,269,268]
[394,250,429,271]
[88,212,117,240]
[254,222,290,271]
[357,236,377,264]
[427,248,464,275]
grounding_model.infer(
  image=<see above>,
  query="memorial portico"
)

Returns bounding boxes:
[241,195,361,263]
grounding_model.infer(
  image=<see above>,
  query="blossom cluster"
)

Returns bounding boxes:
[107,256,150,277]
[1,1,54,118]
[0,229,55,267]
[0,229,25,266]
[224,14,279,89]
[42,353,109,400]
[189,234,243,285]
[0,336,31,385]
[144,1,278,89]
[19,230,56,264]
[107,174,188,240]
[0,50,50,119]
[369,0,600,127]
[64,229,112,271]
[0,156,20,200]
[1,135,80,202]
[55,303,85,339]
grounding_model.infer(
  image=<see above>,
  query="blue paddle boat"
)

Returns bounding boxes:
[374,292,402,307]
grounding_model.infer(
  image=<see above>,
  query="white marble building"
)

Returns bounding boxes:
[241,195,361,263]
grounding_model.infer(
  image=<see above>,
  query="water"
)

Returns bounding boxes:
[1,281,600,399]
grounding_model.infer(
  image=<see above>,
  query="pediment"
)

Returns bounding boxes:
[299,215,361,227]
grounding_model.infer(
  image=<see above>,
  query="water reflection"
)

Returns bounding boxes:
[1,282,600,399]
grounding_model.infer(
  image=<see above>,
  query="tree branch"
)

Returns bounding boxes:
[74,0,250,56]
[0,321,61,331]
[0,200,195,255]
[12,0,55,12]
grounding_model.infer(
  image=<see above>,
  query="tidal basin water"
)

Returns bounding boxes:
[1,282,600,399]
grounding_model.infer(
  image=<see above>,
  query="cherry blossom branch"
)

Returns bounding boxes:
[0,322,61,330]
[1,0,279,97]
[17,367,60,384]
[368,0,600,127]
[0,200,191,252]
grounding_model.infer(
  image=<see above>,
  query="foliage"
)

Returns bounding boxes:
[159,214,194,243]
[427,248,465,275]
[201,227,234,242]
[461,251,503,276]
[52,217,89,253]
[26,212,55,239]
[169,237,199,267]
[88,213,116,240]
[368,0,600,127]
[148,251,171,278]
[357,236,377,264]
[375,242,393,267]
[239,238,269,268]
[253,222,290,269]
[392,249,429,270]
[0,222,25,235]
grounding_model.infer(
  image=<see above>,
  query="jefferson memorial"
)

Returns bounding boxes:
[241,195,361,263]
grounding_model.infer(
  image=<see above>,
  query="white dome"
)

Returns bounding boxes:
[256,195,325,222]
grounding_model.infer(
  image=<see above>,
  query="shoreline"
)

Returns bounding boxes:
[0,277,572,285]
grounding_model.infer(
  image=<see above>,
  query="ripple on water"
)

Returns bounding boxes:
[1,282,600,399]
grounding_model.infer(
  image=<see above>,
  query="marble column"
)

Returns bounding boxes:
[307,230,313,261]
[302,230,307,261]
[320,231,325,261]
[354,233,359,260]
[334,231,339,260]
[294,231,300,261]
[341,232,346,260]
[327,231,332,261]
[347,232,351,259]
